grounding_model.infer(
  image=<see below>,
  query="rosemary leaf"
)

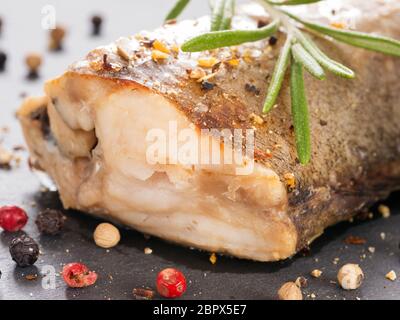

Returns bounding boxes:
[181,19,279,52]
[295,30,355,78]
[290,59,311,165]
[268,0,322,5]
[292,43,325,80]
[211,0,227,31]
[220,0,235,31]
[262,36,291,113]
[288,12,400,57]
[165,0,191,21]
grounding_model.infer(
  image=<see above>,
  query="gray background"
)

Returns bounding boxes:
[0,0,400,300]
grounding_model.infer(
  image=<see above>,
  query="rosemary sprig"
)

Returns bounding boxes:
[290,59,311,164]
[286,11,400,57]
[181,19,279,52]
[262,36,292,113]
[291,42,325,80]
[165,0,191,21]
[167,0,400,164]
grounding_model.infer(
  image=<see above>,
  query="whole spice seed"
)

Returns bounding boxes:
[91,15,103,36]
[201,80,215,91]
[49,26,66,51]
[9,235,39,267]
[0,205,28,232]
[35,209,66,235]
[269,36,278,46]
[337,264,364,290]
[278,282,303,300]
[25,53,42,80]
[0,51,7,72]
[133,288,155,300]
[156,268,187,298]
[245,83,260,95]
[93,222,121,248]
[62,262,98,288]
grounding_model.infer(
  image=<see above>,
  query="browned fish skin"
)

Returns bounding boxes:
[18,0,400,260]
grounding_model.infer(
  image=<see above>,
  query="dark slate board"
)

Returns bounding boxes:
[0,0,399,300]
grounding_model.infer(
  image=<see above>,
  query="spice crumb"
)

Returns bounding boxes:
[151,49,169,62]
[25,274,38,281]
[153,40,170,54]
[209,253,217,265]
[144,247,153,255]
[133,288,155,300]
[198,57,219,68]
[345,235,366,245]
[378,204,390,218]
[310,269,323,278]
[385,270,397,281]
[189,67,206,80]
[283,173,296,190]
[380,232,386,240]
[249,113,264,125]
[368,247,375,253]
[294,276,308,288]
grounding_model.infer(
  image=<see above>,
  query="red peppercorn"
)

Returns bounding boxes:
[156,268,187,298]
[62,263,98,288]
[0,206,28,232]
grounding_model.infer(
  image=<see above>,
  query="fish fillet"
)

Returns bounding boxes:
[18,0,400,261]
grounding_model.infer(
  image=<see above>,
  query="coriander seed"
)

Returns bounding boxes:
[337,264,364,290]
[93,222,120,248]
[278,282,303,300]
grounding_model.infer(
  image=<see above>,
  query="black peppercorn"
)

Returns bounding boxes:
[269,36,278,46]
[9,235,39,267]
[0,51,7,72]
[35,209,66,235]
[245,83,260,95]
[91,15,103,36]
[201,81,215,91]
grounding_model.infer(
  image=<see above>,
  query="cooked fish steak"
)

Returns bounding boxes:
[18,0,400,261]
